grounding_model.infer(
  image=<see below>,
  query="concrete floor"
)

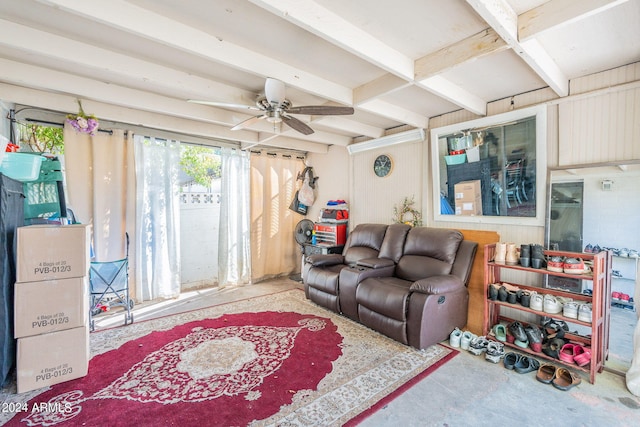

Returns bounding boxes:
[91,278,640,427]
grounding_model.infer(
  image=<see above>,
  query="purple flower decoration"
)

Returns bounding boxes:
[66,101,99,135]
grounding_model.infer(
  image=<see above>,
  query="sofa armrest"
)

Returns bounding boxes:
[306,253,344,267]
[409,275,464,294]
[356,257,395,269]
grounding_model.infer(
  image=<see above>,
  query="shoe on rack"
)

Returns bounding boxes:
[449,327,462,348]
[547,256,564,273]
[494,242,507,263]
[519,291,531,308]
[620,293,630,302]
[573,345,591,367]
[488,283,500,300]
[508,321,527,342]
[543,295,563,314]
[542,337,566,359]
[612,291,621,301]
[530,292,544,311]
[578,304,592,323]
[524,325,544,353]
[559,343,578,364]
[563,257,586,274]
[498,285,509,302]
[584,244,593,253]
[492,324,507,342]
[630,249,639,258]
[460,331,475,351]
[469,336,490,355]
[619,248,629,257]
[563,302,579,319]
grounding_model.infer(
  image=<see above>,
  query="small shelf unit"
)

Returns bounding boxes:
[483,245,611,384]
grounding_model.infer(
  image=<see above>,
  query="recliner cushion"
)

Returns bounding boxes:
[356,277,411,321]
[396,228,463,282]
[343,224,388,265]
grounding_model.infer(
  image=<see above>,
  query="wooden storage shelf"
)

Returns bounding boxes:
[483,244,611,384]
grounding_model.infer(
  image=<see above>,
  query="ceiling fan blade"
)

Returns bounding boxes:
[188,99,261,111]
[286,105,354,116]
[282,115,314,135]
[265,78,286,106]
[231,114,266,131]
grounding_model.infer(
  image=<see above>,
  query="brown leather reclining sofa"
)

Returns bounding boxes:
[303,223,478,349]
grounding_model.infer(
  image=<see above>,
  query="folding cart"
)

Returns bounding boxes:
[89,233,134,331]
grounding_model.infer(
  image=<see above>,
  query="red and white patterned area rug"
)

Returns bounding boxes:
[1,290,457,426]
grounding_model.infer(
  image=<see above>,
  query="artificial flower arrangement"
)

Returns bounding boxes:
[392,195,423,227]
[66,100,99,135]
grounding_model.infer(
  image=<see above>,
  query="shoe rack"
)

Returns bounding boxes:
[483,244,611,384]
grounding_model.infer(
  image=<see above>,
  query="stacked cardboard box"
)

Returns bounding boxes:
[454,180,483,216]
[14,224,91,393]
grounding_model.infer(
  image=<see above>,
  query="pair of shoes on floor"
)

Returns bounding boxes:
[503,352,540,373]
[536,363,582,391]
[449,328,477,350]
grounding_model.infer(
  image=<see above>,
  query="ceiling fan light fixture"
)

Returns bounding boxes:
[265,77,286,105]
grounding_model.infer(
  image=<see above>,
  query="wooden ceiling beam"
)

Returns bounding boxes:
[466,0,569,97]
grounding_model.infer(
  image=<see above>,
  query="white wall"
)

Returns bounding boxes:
[308,63,640,248]
[304,144,350,224]
[179,193,220,290]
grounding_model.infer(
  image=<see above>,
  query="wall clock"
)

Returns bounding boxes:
[373,154,393,177]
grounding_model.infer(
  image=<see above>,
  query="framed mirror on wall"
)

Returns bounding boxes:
[431,105,547,226]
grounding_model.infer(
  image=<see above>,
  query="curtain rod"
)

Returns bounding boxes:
[24,118,114,134]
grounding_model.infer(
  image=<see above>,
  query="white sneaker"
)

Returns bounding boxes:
[449,327,462,348]
[578,304,592,322]
[460,331,475,351]
[543,295,563,314]
[563,301,579,319]
[530,292,544,311]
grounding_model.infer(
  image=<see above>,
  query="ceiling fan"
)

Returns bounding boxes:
[188,78,354,135]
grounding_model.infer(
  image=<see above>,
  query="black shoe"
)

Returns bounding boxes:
[508,321,527,342]
[498,286,508,302]
[488,284,499,301]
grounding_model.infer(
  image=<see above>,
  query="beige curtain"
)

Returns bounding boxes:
[250,154,303,282]
[63,126,137,295]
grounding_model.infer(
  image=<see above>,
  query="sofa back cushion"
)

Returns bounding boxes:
[343,224,388,265]
[378,223,411,262]
[395,227,463,282]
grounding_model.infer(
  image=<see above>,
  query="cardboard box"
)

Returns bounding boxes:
[17,326,89,393]
[454,180,482,215]
[454,180,481,202]
[455,199,483,216]
[17,224,91,282]
[14,277,88,338]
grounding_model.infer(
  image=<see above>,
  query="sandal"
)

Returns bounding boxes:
[552,368,582,390]
[514,356,540,374]
[503,352,521,370]
[559,343,577,364]
[492,324,507,342]
[536,363,558,384]
[573,345,591,367]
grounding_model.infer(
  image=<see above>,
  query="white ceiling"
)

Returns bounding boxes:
[1,0,639,153]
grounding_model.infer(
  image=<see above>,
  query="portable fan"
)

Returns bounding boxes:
[294,219,314,247]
